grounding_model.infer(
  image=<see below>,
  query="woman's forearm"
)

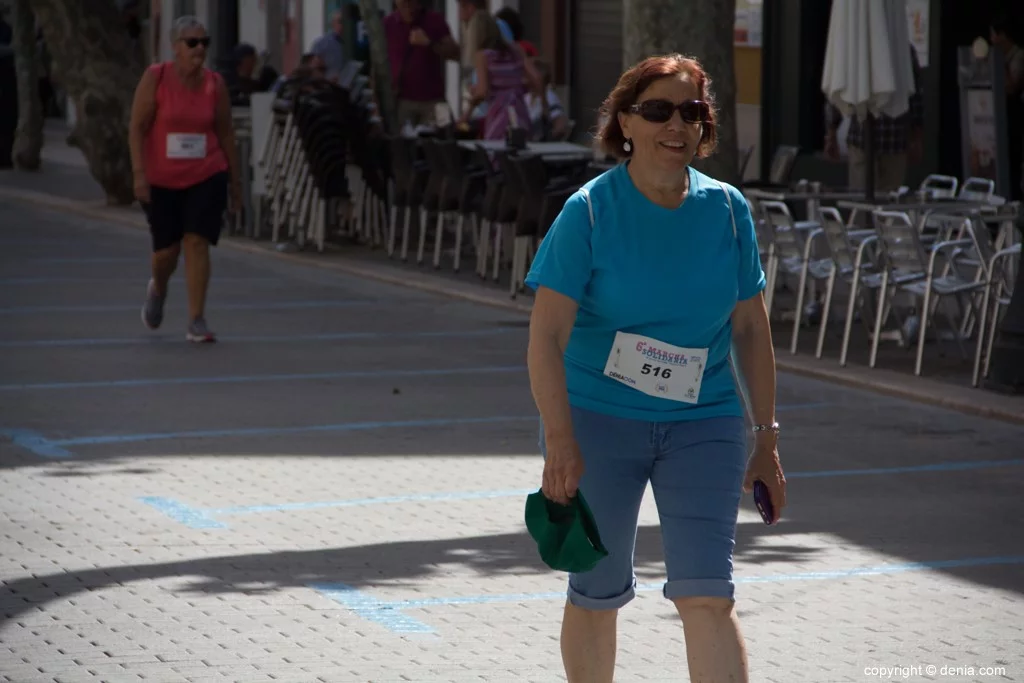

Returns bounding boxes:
[528,335,575,442]
[733,322,777,430]
[128,125,146,175]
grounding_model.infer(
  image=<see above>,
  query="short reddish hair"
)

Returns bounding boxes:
[595,53,718,160]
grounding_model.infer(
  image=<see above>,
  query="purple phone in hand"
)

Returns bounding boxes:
[753,480,774,525]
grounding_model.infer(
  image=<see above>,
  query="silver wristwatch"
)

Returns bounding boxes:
[751,422,780,434]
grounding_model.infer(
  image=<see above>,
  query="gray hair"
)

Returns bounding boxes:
[170,15,206,42]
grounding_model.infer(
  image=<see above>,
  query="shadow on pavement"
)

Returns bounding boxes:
[0,523,816,629]
[1,469,1022,631]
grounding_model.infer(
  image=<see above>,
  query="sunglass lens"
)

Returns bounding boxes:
[675,100,700,122]
[680,101,707,123]
[184,37,209,48]
[640,100,674,123]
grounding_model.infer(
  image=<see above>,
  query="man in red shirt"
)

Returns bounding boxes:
[385,0,460,128]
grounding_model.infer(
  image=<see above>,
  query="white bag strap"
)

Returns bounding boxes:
[718,180,738,240]
[580,182,736,240]
[581,187,595,227]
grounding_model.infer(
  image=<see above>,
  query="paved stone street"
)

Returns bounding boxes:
[1,198,1023,683]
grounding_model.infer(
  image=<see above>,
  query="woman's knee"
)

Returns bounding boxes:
[154,243,181,260]
[182,233,207,249]
[672,596,735,621]
[565,600,620,620]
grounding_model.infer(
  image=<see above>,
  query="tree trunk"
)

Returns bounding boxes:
[623,0,739,185]
[358,0,397,135]
[32,0,142,205]
[11,0,42,171]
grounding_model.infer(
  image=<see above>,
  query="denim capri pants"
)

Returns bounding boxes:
[540,405,748,610]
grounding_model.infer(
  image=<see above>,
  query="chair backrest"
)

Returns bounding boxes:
[965,215,998,270]
[495,152,525,221]
[959,176,995,201]
[513,154,549,195]
[817,206,861,273]
[758,199,806,260]
[436,139,463,178]
[423,138,447,170]
[742,195,774,256]
[509,155,547,233]
[388,136,415,181]
[419,138,448,197]
[919,174,958,199]
[958,176,1006,205]
[769,145,799,185]
[872,210,929,276]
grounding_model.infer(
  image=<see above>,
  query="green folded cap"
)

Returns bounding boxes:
[524,489,609,573]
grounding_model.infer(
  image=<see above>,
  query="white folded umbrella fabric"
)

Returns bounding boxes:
[821,0,916,120]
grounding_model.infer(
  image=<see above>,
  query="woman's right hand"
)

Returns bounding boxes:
[133,172,150,204]
[542,434,585,505]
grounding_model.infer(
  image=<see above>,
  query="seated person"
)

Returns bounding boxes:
[221,43,264,104]
[461,17,517,130]
[270,53,327,94]
[525,58,568,140]
[458,16,540,140]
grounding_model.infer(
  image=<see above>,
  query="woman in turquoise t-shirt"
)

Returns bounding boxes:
[525,54,786,683]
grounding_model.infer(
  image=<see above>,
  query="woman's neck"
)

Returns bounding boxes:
[173,62,203,88]
[627,160,690,209]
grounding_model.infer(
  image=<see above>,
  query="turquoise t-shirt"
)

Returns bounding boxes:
[524,162,766,422]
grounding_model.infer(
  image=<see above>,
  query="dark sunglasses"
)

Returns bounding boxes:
[627,99,710,124]
[181,37,210,49]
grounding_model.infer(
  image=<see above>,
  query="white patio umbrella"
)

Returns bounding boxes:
[821,0,917,199]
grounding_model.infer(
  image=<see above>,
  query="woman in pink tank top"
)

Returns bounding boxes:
[127,16,240,343]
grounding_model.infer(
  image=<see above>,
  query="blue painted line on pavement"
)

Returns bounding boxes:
[135,457,1024,531]
[310,583,435,634]
[209,488,536,515]
[0,364,526,391]
[785,459,1024,478]
[6,415,537,461]
[0,276,283,285]
[0,429,74,459]
[0,300,373,314]
[309,554,1024,633]
[12,402,828,459]
[27,257,143,264]
[137,496,227,529]
[0,238,118,246]
[50,415,539,448]
[0,327,522,349]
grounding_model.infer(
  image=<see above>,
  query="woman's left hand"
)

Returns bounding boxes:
[742,442,786,523]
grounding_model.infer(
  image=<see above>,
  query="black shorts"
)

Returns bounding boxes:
[143,171,228,252]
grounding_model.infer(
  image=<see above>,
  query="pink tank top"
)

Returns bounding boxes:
[144,63,229,189]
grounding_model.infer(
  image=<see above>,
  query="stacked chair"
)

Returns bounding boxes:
[377,122,592,287]
[257,63,598,285]
[257,62,377,252]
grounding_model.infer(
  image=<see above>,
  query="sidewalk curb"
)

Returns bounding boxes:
[3,187,1021,425]
[772,359,1023,425]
